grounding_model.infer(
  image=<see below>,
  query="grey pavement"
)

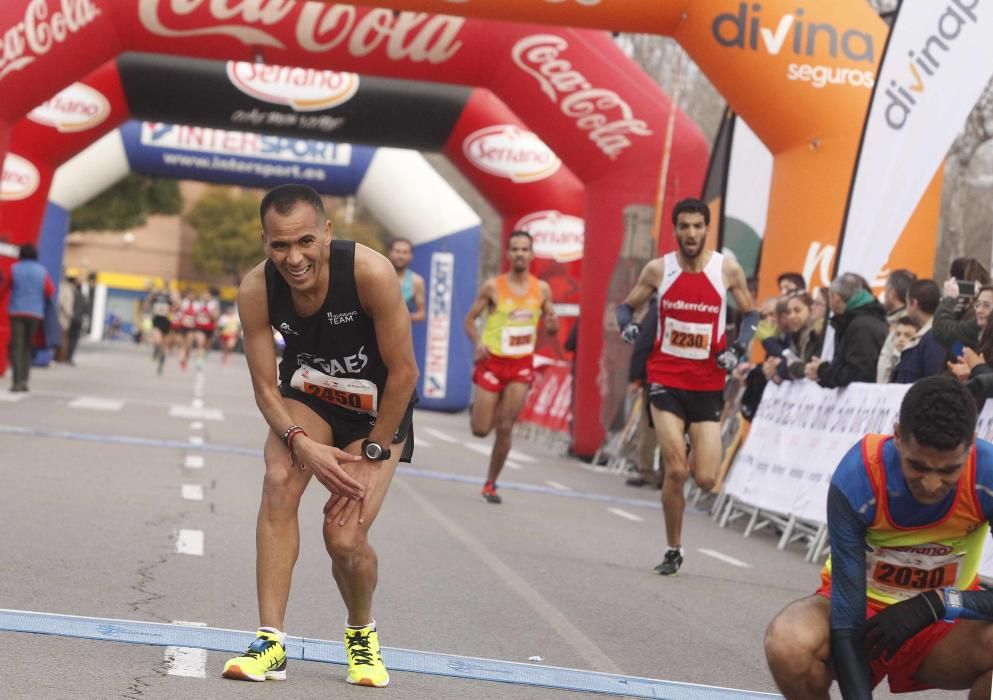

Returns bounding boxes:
[0,340,961,699]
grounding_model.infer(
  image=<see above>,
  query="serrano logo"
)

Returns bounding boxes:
[882,544,954,556]
[884,0,979,130]
[1,154,41,201]
[509,309,535,322]
[512,34,653,159]
[515,210,584,263]
[712,3,876,90]
[662,299,720,315]
[227,62,359,112]
[463,126,560,183]
[0,0,101,83]
[137,1,463,64]
[28,82,111,132]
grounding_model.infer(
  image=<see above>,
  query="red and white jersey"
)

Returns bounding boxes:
[646,251,727,392]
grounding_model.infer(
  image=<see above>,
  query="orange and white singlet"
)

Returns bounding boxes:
[646,251,727,392]
[480,274,543,359]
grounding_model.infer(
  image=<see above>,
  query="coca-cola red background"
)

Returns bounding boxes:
[0,1,708,455]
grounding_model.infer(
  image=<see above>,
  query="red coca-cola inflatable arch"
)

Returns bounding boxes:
[0,1,708,455]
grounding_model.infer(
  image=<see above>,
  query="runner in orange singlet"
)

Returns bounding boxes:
[464,231,557,504]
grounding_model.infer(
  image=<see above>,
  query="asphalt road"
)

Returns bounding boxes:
[0,341,962,699]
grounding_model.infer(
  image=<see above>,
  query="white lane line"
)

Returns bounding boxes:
[175,529,204,556]
[191,399,204,409]
[505,460,523,471]
[184,455,204,469]
[0,392,27,402]
[508,449,536,463]
[169,405,224,421]
[414,437,433,449]
[422,427,458,444]
[166,621,207,678]
[68,397,123,411]
[190,421,204,431]
[697,548,752,568]
[188,436,204,446]
[182,484,204,501]
[544,480,571,492]
[608,507,644,523]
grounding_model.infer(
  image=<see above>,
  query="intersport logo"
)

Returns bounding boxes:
[0,0,101,82]
[512,34,652,160]
[1,154,41,201]
[884,0,979,130]
[137,1,464,64]
[227,61,359,112]
[712,3,876,90]
[515,210,584,263]
[463,126,561,183]
[28,82,111,132]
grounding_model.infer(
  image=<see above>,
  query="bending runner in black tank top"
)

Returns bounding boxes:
[226,185,418,688]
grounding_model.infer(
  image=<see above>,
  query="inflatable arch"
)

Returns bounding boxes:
[0,3,707,454]
[3,54,587,410]
[45,123,482,410]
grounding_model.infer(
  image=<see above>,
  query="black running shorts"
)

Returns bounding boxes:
[280,385,415,462]
[647,383,723,425]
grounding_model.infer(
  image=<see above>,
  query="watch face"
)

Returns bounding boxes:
[364,442,383,459]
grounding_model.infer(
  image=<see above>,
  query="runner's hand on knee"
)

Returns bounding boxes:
[296,441,364,499]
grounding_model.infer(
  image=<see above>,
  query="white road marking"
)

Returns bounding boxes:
[608,508,644,523]
[422,427,458,444]
[508,449,536,463]
[0,392,27,402]
[190,421,204,431]
[465,443,491,457]
[169,405,223,421]
[544,480,571,491]
[188,436,204,446]
[182,484,204,501]
[184,455,204,469]
[68,397,123,411]
[697,548,752,568]
[175,529,204,556]
[191,399,204,409]
[165,621,207,678]
[505,461,523,471]
[414,437,433,448]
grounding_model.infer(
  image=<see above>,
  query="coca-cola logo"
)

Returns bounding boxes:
[1,154,41,201]
[138,1,464,64]
[0,0,101,83]
[227,61,359,112]
[512,34,653,160]
[463,125,560,183]
[28,82,111,132]
[446,0,601,4]
[516,210,584,262]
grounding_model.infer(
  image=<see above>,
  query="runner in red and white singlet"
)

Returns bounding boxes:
[615,198,757,576]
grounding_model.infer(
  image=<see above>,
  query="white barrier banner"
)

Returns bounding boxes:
[838,0,993,283]
[726,379,993,577]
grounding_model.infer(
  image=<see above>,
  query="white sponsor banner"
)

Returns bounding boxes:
[425,252,455,399]
[725,379,993,578]
[838,0,993,283]
[725,117,772,243]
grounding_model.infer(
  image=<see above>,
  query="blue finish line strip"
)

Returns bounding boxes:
[0,424,662,511]
[0,610,779,699]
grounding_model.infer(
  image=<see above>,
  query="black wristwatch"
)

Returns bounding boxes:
[361,439,391,461]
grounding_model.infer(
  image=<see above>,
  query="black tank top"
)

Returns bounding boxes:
[150,291,172,318]
[266,240,389,416]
